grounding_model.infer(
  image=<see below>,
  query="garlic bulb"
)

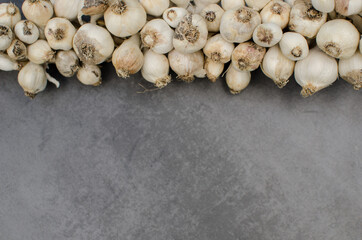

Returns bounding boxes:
[141,49,171,88]
[77,0,109,25]
[221,0,245,11]
[0,3,21,28]
[14,20,39,45]
[279,32,309,60]
[187,0,209,14]
[284,0,296,6]
[294,47,338,97]
[53,0,81,21]
[245,0,272,11]
[0,52,20,71]
[80,0,109,16]
[203,34,235,63]
[55,50,80,77]
[231,42,266,72]
[311,0,334,13]
[73,23,114,65]
[112,34,144,78]
[288,0,327,38]
[27,40,55,64]
[168,49,206,82]
[104,0,147,38]
[22,0,54,28]
[200,4,225,32]
[338,51,362,90]
[7,39,27,61]
[171,0,190,8]
[45,17,76,51]
[18,62,59,98]
[335,0,362,16]
[77,64,102,86]
[220,6,261,43]
[163,7,188,28]
[140,19,174,54]
[253,23,283,47]
[0,24,13,51]
[173,13,208,53]
[348,14,362,33]
[317,19,360,59]
[205,57,224,82]
[226,66,251,94]
[140,0,170,17]
[260,0,291,29]
[261,45,295,88]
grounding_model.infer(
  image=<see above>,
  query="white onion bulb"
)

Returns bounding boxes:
[173,13,208,54]
[294,47,338,97]
[73,23,115,65]
[141,49,171,88]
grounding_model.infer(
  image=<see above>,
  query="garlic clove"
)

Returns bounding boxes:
[7,39,27,61]
[173,13,208,54]
[252,23,283,48]
[231,41,266,72]
[140,0,170,17]
[245,0,272,11]
[338,51,362,90]
[104,0,147,38]
[0,3,21,29]
[225,65,251,94]
[294,47,338,97]
[141,49,171,88]
[221,0,246,11]
[55,50,80,77]
[335,0,362,17]
[311,0,334,13]
[279,32,309,61]
[316,19,360,59]
[203,33,235,63]
[260,0,291,29]
[163,7,188,28]
[22,0,54,28]
[200,4,225,32]
[288,0,327,38]
[261,45,295,88]
[27,40,55,65]
[0,52,20,71]
[205,57,224,82]
[168,49,205,82]
[14,20,39,45]
[141,19,174,54]
[0,24,13,51]
[77,63,102,86]
[220,6,261,43]
[45,17,77,51]
[112,34,144,78]
[73,23,115,65]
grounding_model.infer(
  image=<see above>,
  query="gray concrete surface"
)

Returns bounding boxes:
[1,64,361,240]
[1,1,362,239]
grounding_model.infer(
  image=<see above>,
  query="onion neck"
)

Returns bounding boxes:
[7,3,17,15]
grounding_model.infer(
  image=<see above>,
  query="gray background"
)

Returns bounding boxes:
[1,1,362,239]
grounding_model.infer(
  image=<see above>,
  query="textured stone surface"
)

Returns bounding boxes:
[1,2,362,239]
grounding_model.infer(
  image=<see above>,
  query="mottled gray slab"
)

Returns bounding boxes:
[1,1,362,239]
